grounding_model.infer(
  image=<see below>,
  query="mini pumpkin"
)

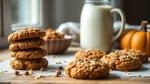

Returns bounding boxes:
[119,21,150,56]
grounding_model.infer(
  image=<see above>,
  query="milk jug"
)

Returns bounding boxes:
[80,0,126,52]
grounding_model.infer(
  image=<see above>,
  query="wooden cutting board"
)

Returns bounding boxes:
[0,47,150,84]
[0,73,150,84]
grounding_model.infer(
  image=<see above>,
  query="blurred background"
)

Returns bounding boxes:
[0,0,150,48]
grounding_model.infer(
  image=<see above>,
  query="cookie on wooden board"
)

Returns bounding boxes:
[65,57,110,79]
[8,27,45,42]
[120,49,148,63]
[10,58,48,70]
[101,50,142,71]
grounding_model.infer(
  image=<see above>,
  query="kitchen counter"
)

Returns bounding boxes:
[0,47,150,84]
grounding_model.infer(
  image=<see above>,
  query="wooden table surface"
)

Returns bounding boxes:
[0,47,150,84]
[0,73,150,84]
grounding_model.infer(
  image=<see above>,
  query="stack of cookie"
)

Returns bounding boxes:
[8,27,48,70]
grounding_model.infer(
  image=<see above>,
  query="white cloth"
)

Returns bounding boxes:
[56,22,80,43]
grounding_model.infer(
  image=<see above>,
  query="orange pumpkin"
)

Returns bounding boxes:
[119,21,150,56]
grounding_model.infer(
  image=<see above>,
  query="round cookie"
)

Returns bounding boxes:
[8,27,45,42]
[11,48,46,59]
[75,49,106,59]
[9,38,45,51]
[120,49,148,63]
[65,58,110,79]
[10,58,48,70]
[101,50,142,71]
[45,28,65,40]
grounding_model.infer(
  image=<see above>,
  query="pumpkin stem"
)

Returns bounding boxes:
[141,20,148,32]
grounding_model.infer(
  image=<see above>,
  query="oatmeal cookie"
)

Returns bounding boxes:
[120,49,148,63]
[9,38,45,51]
[75,49,106,59]
[44,28,64,40]
[11,48,46,59]
[10,58,48,70]
[8,27,45,42]
[101,50,142,71]
[65,58,110,79]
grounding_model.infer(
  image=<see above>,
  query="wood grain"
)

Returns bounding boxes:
[0,73,150,84]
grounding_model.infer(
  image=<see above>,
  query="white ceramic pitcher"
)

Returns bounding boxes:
[80,0,126,52]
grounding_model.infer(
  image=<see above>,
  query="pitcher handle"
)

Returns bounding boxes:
[111,8,126,44]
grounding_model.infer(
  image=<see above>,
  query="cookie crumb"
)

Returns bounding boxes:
[14,70,20,75]
[58,66,63,70]
[3,70,8,72]
[138,74,142,77]
[1,70,8,73]
[40,67,45,71]
[24,71,30,75]
[55,70,61,77]
[34,74,45,79]
[29,69,33,75]
[125,72,130,76]
[56,61,61,64]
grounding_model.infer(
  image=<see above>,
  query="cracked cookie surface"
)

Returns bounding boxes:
[65,57,110,79]
[75,49,106,59]
[101,50,142,71]
[120,49,148,63]
[8,27,45,42]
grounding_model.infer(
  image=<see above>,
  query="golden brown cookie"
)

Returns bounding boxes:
[9,38,45,51]
[101,50,142,71]
[11,48,46,59]
[43,28,64,40]
[10,58,48,70]
[120,49,148,63]
[8,27,45,42]
[75,49,106,59]
[65,58,110,79]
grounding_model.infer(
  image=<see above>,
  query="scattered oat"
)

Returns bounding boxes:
[29,69,33,75]
[125,72,131,76]
[56,61,62,64]
[40,67,45,71]
[58,61,61,64]
[138,74,142,77]
[58,66,63,70]
[55,70,61,77]
[24,71,30,75]
[3,70,8,72]
[14,70,20,75]
[34,76,39,79]
[34,74,45,79]
[0,70,8,73]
